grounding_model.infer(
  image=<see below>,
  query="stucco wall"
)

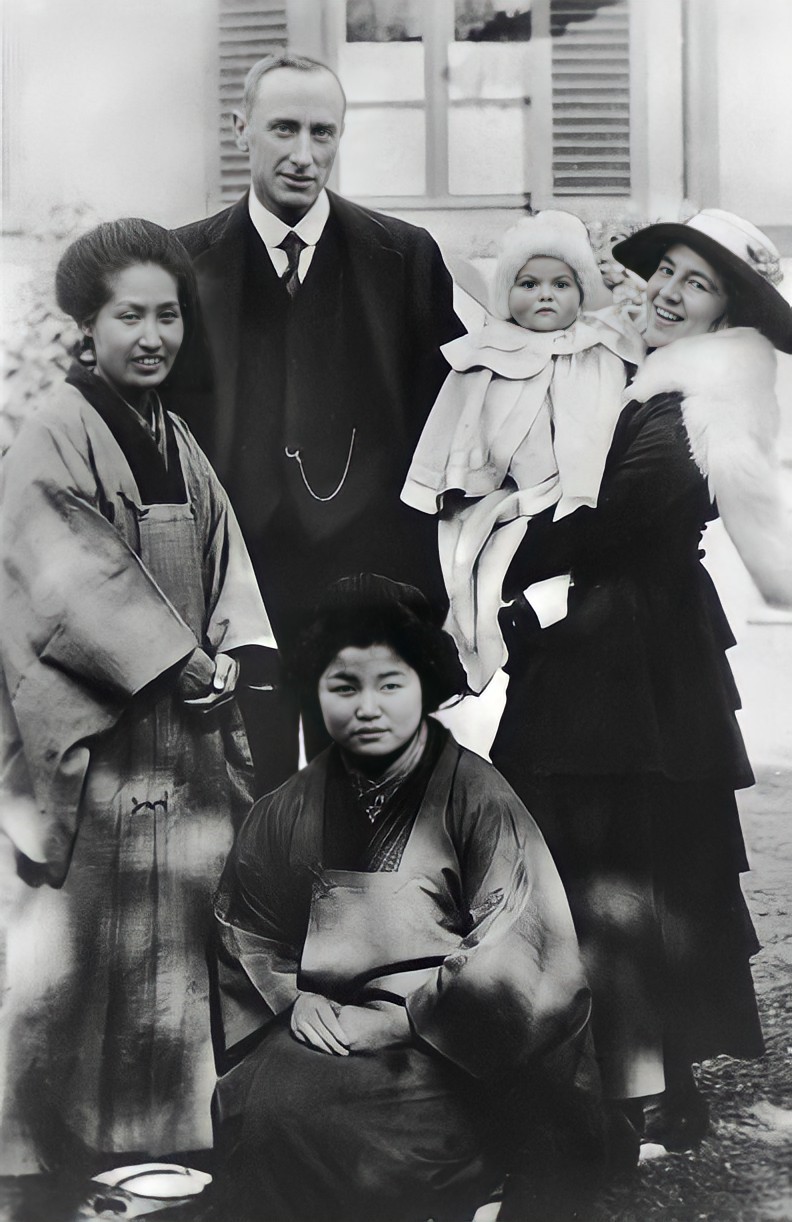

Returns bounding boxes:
[715,0,792,228]
[2,0,217,232]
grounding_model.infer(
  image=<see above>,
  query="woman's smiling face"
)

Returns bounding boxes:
[318,643,423,759]
[84,263,184,404]
[643,243,729,347]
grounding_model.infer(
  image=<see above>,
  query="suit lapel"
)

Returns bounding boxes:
[328,192,406,409]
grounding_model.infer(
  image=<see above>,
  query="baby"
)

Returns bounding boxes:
[402,210,645,691]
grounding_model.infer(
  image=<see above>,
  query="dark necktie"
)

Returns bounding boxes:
[277,231,307,298]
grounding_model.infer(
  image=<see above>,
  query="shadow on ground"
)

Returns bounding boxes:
[1,771,789,1222]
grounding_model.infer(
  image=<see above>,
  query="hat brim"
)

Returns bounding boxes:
[612,224,792,354]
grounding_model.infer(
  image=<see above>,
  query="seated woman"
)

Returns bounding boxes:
[210,573,614,1222]
[0,219,276,1171]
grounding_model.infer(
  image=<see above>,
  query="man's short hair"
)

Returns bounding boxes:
[241,53,347,119]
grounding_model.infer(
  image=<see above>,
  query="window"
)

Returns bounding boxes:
[338,0,631,206]
[214,0,636,209]
[339,1,537,204]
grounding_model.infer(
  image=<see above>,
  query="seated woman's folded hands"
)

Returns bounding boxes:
[290,993,411,1056]
[290,992,350,1056]
[337,1000,412,1052]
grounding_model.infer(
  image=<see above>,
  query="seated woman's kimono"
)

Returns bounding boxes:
[0,367,275,1169]
[212,720,606,1222]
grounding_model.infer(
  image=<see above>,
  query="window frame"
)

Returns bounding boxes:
[336,0,539,209]
[333,0,683,217]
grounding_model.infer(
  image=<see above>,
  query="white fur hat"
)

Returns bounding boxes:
[491,210,612,320]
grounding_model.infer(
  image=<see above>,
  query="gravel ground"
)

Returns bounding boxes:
[1,767,789,1222]
[596,767,792,1222]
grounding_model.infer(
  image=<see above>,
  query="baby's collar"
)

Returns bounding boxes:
[477,313,571,352]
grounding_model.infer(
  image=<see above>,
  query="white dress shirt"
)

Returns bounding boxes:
[247,189,330,283]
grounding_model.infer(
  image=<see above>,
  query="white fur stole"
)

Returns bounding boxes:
[627,327,792,607]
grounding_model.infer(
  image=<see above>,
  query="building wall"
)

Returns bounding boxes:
[1,0,218,232]
[716,0,792,229]
[685,0,792,236]
[2,0,790,240]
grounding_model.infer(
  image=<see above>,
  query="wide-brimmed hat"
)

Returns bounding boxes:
[612,209,792,353]
[491,209,613,319]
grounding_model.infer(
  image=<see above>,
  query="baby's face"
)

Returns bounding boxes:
[509,257,581,331]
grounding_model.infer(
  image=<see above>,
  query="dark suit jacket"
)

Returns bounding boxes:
[175,191,463,632]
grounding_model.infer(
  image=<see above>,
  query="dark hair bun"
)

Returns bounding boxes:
[292,573,466,713]
[55,217,197,328]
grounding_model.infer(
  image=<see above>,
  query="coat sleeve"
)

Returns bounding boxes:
[401,368,495,513]
[406,756,590,1080]
[405,230,466,440]
[176,421,277,656]
[503,393,709,598]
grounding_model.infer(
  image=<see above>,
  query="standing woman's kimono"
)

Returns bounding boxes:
[212,720,606,1222]
[0,366,276,1170]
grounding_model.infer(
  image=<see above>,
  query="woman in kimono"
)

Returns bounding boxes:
[491,210,792,1151]
[208,572,620,1222]
[0,219,277,1172]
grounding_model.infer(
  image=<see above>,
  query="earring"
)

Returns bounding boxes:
[238,140,248,152]
[77,334,96,367]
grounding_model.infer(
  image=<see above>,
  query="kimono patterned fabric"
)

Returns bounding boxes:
[0,373,273,1170]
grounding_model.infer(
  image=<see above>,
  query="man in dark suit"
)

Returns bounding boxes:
[177,53,462,788]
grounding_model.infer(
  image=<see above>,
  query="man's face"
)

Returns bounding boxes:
[234,68,345,224]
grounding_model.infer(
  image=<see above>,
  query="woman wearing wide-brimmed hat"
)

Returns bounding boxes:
[490,209,792,1150]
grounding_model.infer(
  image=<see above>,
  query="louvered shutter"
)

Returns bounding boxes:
[550,0,631,196]
[219,0,288,203]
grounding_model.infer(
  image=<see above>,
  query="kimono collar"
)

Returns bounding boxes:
[341,719,429,808]
[65,363,187,504]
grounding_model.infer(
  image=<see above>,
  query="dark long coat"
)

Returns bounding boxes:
[490,392,763,1094]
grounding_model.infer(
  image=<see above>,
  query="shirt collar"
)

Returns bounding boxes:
[247,188,330,249]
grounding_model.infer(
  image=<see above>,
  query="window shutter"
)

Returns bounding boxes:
[219,0,288,203]
[550,0,630,196]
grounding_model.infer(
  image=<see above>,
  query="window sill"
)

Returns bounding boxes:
[352,194,532,211]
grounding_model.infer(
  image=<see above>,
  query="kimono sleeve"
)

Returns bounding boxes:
[213,790,311,1053]
[1,413,197,698]
[406,755,589,1080]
